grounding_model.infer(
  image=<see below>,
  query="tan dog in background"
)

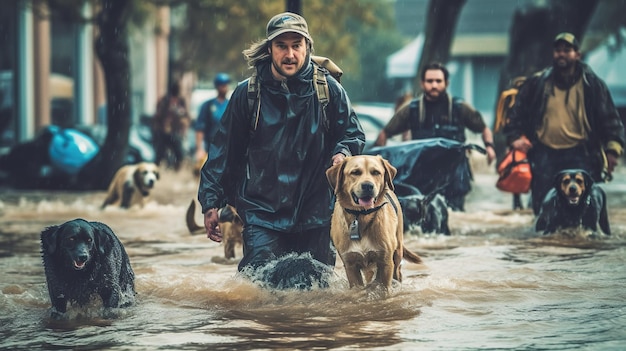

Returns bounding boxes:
[186,200,243,259]
[101,162,160,209]
[326,155,422,291]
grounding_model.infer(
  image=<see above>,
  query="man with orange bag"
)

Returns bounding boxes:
[504,33,624,215]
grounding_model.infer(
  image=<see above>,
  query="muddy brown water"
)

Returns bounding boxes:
[1,164,625,350]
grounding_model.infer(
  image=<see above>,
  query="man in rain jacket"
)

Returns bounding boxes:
[504,32,625,214]
[197,12,365,277]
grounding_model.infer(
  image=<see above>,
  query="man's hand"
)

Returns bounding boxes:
[195,149,207,164]
[332,153,346,166]
[485,146,496,165]
[607,152,619,175]
[204,208,222,242]
[511,136,533,153]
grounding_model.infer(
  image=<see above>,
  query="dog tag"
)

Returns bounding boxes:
[349,219,360,240]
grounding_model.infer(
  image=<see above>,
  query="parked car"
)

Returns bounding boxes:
[352,102,401,149]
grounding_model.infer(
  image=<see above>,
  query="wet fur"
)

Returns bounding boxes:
[257,253,334,290]
[535,169,610,235]
[399,192,450,235]
[102,162,160,209]
[40,218,136,318]
[185,200,243,259]
[326,155,422,291]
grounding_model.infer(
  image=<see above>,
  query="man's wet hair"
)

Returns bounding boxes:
[421,62,449,82]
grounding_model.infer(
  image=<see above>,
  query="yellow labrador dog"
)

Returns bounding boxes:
[326,155,422,291]
[101,162,160,209]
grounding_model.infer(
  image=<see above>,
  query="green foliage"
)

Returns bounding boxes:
[44,0,407,102]
[341,1,406,101]
[174,0,405,102]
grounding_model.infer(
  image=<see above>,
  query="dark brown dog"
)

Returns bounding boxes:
[535,169,610,235]
[186,200,243,259]
[326,155,423,291]
[41,218,136,319]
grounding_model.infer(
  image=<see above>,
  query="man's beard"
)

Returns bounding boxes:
[424,89,445,101]
[553,60,581,89]
[271,51,310,79]
[553,57,574,72]
[272,59,297,78]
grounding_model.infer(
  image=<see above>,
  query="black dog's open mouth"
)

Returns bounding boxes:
[566,194,581,205]
[352,193,376,208]
[73,260,87,270]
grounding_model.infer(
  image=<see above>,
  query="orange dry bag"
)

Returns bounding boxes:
[496,149,532,194]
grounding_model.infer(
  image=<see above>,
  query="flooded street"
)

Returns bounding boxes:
[1,162,625,350]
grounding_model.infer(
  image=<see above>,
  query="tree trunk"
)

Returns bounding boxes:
[78,0,132,190]
[499,0,599,93]
[413,0,466,94]
[286,0,302,14]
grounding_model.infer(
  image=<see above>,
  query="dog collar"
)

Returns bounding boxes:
[343,202,388,217]
[343,193,397,217]
[344,202,389,240]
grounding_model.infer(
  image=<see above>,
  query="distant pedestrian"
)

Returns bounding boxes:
[194,73,232,162]
[152,82,190,171]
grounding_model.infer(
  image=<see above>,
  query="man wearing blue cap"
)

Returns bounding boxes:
[504,32,625,215]
[194,73,232,162]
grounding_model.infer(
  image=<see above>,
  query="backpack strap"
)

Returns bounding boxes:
[313,63,330,132]
[248,61,331,134]
[248,72,261,135]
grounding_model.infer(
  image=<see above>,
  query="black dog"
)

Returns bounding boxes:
[535,169,610,235]
[399,192,451,235]
[41,218,136,318]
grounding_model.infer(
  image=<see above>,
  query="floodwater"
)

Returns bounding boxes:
[1,161,625,350]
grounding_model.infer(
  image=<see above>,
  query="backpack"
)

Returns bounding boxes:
[493,76,526,133]
[247,55,343,134]
[408,94,467,142]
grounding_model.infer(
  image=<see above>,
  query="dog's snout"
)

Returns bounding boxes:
[361,182,374,193]
[77,254,88,262]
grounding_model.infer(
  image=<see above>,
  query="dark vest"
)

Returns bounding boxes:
[409,94,466,142]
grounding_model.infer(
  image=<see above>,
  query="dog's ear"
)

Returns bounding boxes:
[133,167,142,186]
[378,156,397,191]
[325,159,347,193]
[553,170,566,189]
[91,221,114,256]
[580,170,593,189]
[41,225,60,255]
